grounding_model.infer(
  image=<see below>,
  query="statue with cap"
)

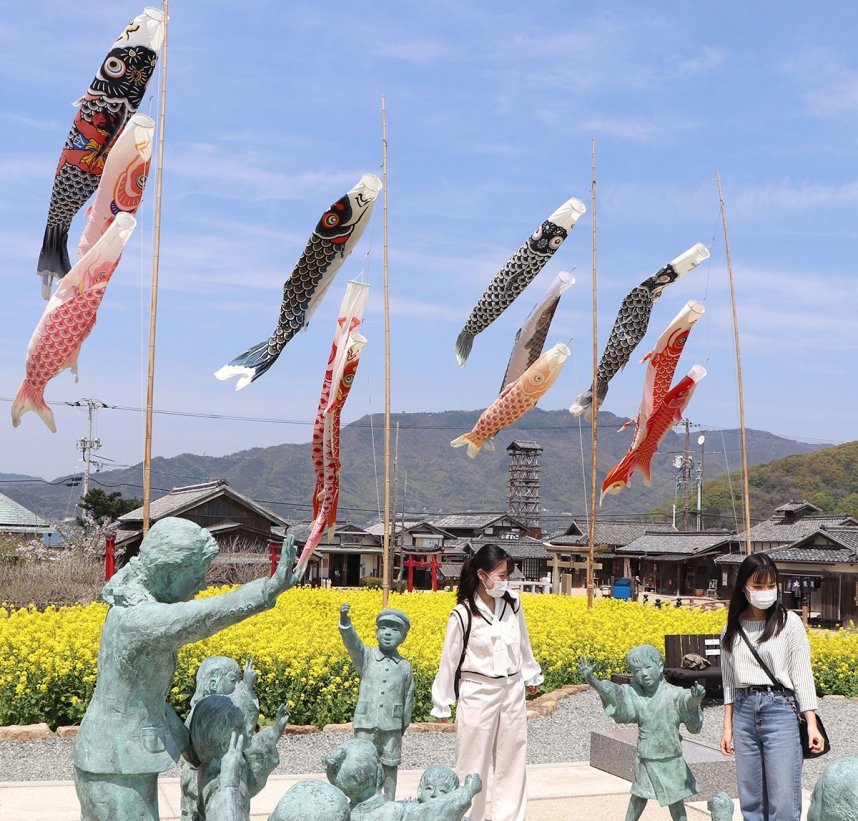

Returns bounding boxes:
[339,603,414,800]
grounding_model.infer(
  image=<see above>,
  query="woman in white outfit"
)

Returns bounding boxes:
[431,544,543,821]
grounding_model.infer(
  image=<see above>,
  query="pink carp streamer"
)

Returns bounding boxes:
[296,282,369,575]
[600,364,707,502]
[12,212,137,432]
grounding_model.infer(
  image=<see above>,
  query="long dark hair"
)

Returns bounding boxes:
[722,553,788,651]
[457,544,515,615]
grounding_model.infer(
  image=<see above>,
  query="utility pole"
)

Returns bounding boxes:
[69,399,106,512]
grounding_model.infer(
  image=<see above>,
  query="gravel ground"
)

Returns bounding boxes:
[1,689,855,789]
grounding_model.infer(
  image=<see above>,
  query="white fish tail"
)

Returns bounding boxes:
[11,380,56,432]
[214,340,277,390]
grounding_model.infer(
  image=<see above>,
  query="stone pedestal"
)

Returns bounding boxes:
[590,727,737,801]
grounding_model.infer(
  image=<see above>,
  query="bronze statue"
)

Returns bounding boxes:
[581,645,705,821]
[73,518,299,821]
[339,604,415,800]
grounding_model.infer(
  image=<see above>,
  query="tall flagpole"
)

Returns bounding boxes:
[586,140,598,609]
[716,172,753,554]
[142,0,169,533]
[381,96,392,606]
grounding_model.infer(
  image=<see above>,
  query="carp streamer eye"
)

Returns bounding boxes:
[322,212,341,228]
[548,235,564,250]
[343,374,354,386]
[103,56,127,78]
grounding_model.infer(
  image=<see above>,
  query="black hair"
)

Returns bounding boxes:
[457,544,516,615]
[722,553,787,652]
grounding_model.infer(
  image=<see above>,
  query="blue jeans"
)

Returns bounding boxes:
[732,688,803,821]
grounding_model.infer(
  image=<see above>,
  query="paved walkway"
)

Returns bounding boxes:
[0,762,812,820]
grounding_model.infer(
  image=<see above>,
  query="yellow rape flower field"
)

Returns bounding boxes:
[0,589,856,728]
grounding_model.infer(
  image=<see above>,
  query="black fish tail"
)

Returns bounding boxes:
[214,340,279,391]
[455,329,474,367]
[37,223,72,298]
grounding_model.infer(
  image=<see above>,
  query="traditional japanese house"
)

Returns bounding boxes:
[114,480,291,575]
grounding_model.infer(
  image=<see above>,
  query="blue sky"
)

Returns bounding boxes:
[0,0,855,483]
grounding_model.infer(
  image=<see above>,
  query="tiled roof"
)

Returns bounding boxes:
[816,527,858,552]
[466,536,552,560]
[766,546,856,564]
[775,500,822,514]
[431,513,509,530]
[118,480,289,528]
[547,521,669,549]
[617,530,730,556]
[740,515,856,544]
[0,492,48,530]
[506,440,543,452]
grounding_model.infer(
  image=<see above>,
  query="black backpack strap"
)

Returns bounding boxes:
[452,605,472,700]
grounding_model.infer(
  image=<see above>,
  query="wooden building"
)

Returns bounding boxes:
[114,480,290,569]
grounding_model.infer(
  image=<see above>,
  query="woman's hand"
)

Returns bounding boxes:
[804,712,825,754]
[526,685,540,696]
[434,716,449,724]
[719,727,734,756]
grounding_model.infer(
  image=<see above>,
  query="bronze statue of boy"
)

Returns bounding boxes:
[339,604,414,800]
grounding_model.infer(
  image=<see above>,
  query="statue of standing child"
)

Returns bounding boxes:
[339,604,414,800]
[580,644,705,821]
[73,518,299,821]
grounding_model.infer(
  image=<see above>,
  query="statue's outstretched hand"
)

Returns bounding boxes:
[340,603,351,626]
[578,658,596,682]
[268,536,299,597]
[464,773,482,797]
[273,703,290,737]
[220,730,245,789]
[242,658,258,690]
[690,682,707,703]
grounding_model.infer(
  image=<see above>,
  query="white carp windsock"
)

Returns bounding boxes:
[621,300,705,449]
[77,113,154,257]
[455,197,585,366]
[499,270,574,393]
[215,174,381,390]
[451,342,570,458]
[13,212,137,432]
[570,243,709,420]
[37,8,163,298]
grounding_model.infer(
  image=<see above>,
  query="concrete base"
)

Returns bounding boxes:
[590,727,738,801]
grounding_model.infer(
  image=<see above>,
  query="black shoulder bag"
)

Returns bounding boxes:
[452,605,472,700]
[737,624,830,759]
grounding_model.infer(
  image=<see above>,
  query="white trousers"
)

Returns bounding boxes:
[455,673,528,821]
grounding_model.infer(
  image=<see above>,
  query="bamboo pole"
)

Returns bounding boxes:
[381,97,392,606]
[142,0,169,534]
[587,140,598,609]
[716,173,753,554]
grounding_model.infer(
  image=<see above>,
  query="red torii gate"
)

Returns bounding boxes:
[403,551,441,592]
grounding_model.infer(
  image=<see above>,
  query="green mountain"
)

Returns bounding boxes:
[649,440,858,528]
[1,408,830,529]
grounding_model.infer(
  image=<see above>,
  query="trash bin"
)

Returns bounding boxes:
[599,584,612,597]
[612,578,633,600]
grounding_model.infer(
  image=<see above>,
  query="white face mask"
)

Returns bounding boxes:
[745,586,778,610]
[482,574,509,599]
